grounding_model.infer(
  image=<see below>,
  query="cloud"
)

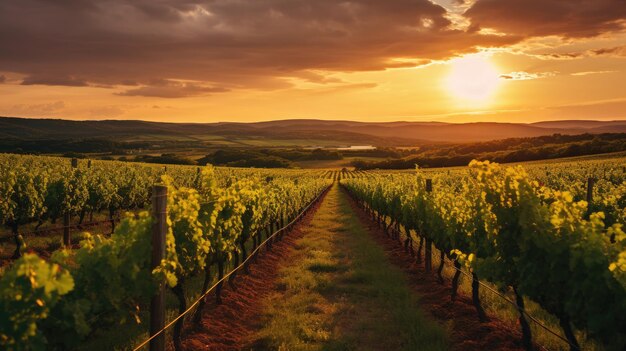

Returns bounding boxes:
[117,80,230,98]
[520,45,626,61]
[498,69,615,81]
[0,0,516,94]
[0,75,5,83]
[591,45,626,57]
[466,0,626,38]
[3,101,66,116]
[2,0,622,101]
[309,82,379,95]
[289,71,345,84]
[570,71,617,77]
[21,75,89,87]
[499,71,556,80]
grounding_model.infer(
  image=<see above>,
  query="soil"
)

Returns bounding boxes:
[182,191,328,351]
[181,185,529,351]
[345,187,529,351]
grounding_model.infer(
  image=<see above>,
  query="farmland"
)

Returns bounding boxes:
[0,152,624,350]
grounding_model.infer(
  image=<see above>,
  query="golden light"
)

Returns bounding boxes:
[445,54,501,103]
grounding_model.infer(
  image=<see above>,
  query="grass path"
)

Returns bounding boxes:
[250,183,449,351]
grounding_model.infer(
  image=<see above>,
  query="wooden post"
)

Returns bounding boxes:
[424,178,432,272]
[150,185,167,351]
[194,167,202,188]
[63,159,78,247]
[87,159,92,168]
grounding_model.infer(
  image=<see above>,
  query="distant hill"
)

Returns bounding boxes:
[530,120,626,130]
[1,116,626,145]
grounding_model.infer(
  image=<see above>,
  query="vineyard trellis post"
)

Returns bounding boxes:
[424,178,433,272]
[150,185,167,351]
[63,158,78,247]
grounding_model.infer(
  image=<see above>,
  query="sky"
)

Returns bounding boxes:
[0,0,625,123]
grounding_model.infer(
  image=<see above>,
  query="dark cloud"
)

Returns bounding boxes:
[291,71,345,84]
[533,45,626,60]
[117,80,230,98]
[592,46,626,56]
[466,0,626,38]
[21,75,89,87]
[0,0,515,95]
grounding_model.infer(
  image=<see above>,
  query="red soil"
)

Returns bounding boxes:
[345,190,529,351]
[182,186,529,351]
[181,194,326,351]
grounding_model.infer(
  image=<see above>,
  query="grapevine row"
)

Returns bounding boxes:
[0,160,331,351]
[0,153,326,258]
[342,160,625,351]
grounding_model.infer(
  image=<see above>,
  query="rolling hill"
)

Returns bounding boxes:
[1,116,626,146]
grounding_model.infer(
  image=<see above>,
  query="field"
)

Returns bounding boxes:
[0,153,625,351]
[6,1,626,350]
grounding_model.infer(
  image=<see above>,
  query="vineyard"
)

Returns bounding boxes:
[0,153,625,350]
[342,157,626,351]
[0,154,332,350]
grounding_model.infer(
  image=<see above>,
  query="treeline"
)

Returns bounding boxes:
[353,133,626,169]
[0,138,202,154]
[197,148,342,168]
[59,153,197,166]
[133,154,197,165]
[100,148,345,167]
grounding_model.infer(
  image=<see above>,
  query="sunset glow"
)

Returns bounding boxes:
[445,55,501,104]
[0,0,624,123]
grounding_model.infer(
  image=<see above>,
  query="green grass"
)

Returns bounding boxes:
[425,245,599,351]
[253,184,449,351]
[374,215,601,351]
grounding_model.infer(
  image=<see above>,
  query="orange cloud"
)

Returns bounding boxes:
[116,80,230,98]
[466,0,626,38]
[21,75,90,87]
[0,0,516,97]
[500,71,556,81]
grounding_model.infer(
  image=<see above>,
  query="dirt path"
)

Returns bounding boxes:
[248,182,451,351]
[182,184,525,350]
[343,186,527,351]
[182,191,327,351]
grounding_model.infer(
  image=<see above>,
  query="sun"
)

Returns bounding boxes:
[445,54,501,104]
